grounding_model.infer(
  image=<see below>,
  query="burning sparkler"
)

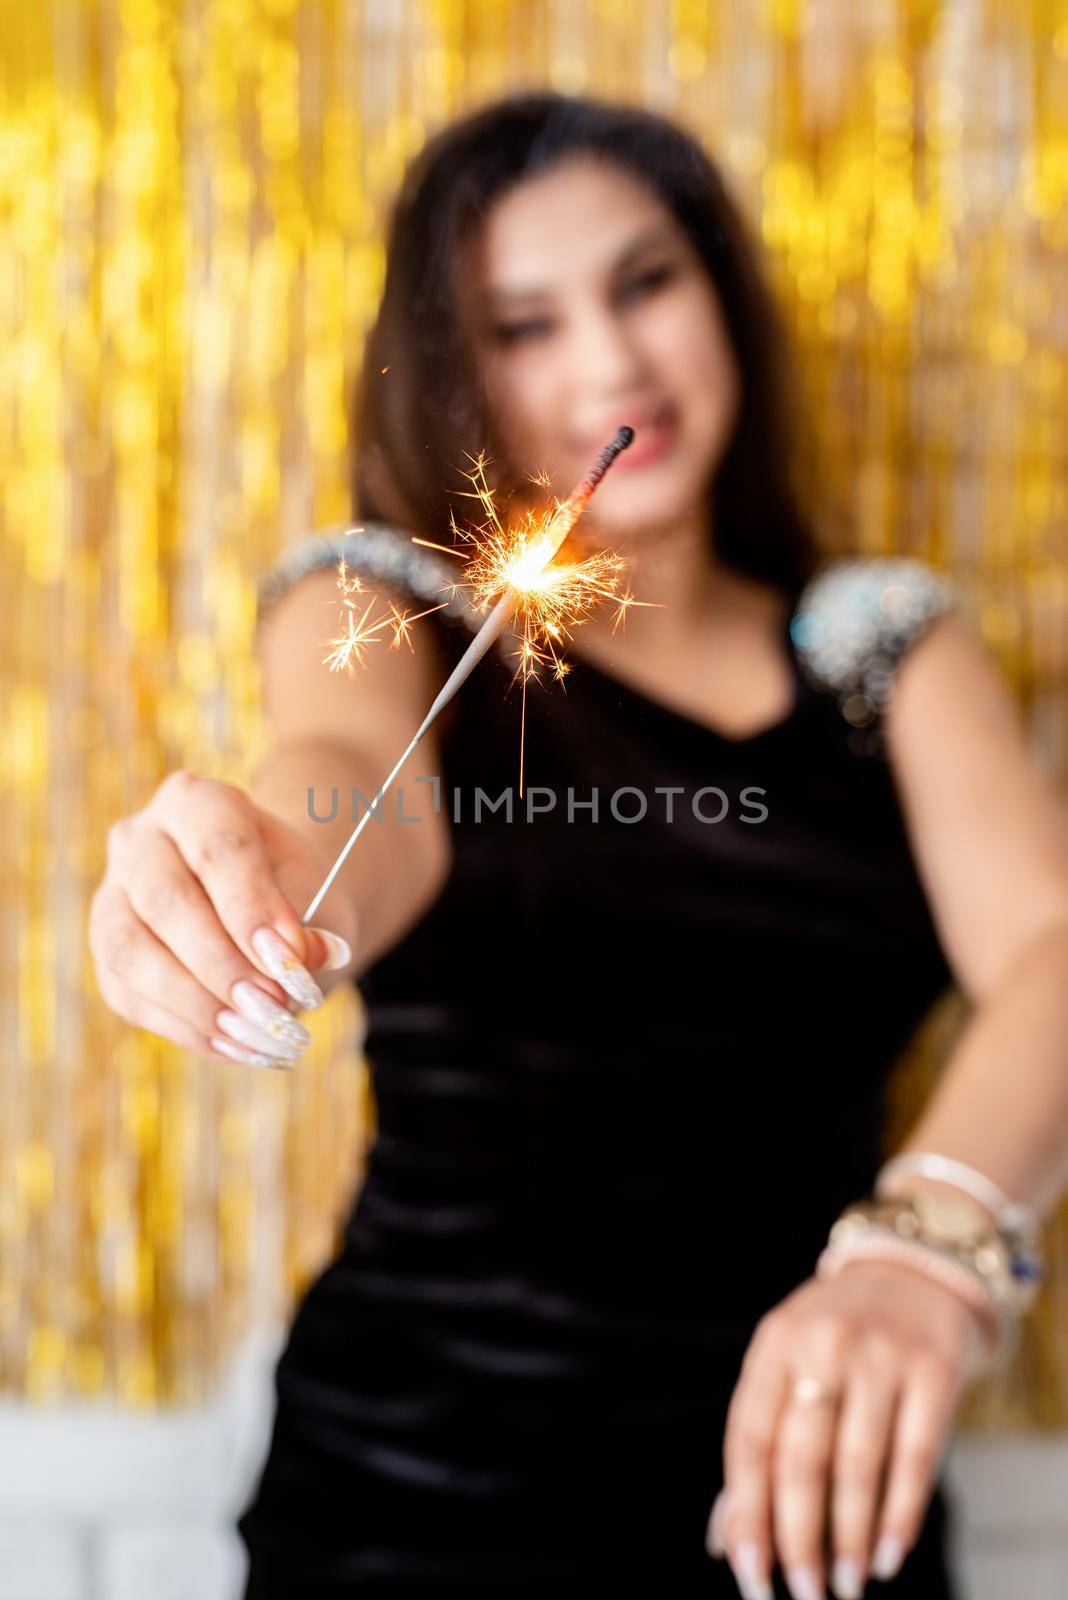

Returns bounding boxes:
[300,426,640,927]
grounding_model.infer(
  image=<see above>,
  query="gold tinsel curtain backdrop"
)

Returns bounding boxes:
[3,0,1068,1427]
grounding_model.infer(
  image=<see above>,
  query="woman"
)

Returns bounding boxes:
[89,93,1068,1598]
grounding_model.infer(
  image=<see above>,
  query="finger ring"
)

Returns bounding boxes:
[790,1375,841,1407]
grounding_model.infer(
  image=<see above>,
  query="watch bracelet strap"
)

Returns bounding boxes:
[816,1233,1007,1360]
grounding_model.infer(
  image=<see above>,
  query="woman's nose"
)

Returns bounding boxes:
[569,307,648,392]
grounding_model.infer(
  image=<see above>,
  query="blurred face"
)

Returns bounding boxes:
[459,154,741,547]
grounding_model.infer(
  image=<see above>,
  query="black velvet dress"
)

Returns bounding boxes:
[237,534,961,1595]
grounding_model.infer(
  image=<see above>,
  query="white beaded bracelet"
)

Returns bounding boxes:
[875,1151,1038,1239]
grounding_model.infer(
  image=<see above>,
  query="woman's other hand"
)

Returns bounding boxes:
[89,769,356,1069]
[707,1259,988,1600]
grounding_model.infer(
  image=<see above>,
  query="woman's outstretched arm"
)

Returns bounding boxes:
[250,564,455,985]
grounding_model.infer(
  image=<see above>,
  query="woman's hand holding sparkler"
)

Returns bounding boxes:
[89,429,638,1069]
[89,770,356,1070]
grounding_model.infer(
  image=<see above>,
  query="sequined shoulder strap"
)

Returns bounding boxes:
[255,520,477,632]
[790,554,956,748]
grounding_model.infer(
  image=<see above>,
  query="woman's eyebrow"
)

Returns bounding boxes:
[485,224,677,308]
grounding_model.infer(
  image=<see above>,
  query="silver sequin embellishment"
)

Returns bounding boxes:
[791,556,956,746]
[255,520,480,633]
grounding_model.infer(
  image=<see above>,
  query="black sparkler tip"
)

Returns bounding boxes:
[585,425,637,491]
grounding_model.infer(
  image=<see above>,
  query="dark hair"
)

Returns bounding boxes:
[352,90,822,596]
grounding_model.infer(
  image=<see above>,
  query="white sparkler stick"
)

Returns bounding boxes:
[299,590,512,925]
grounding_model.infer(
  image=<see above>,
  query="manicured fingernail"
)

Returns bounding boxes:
[250,926,324,1009]
[307,926,353,972]
[830,1556,864,1600]
[230,980,311,1049]
[732,1540,774,1600]
[871,1533,905,1581]
[211,1036,290,1070]
[706,1489,728,1557]
[785,1563,825,1600]
[216,1010,303,1062]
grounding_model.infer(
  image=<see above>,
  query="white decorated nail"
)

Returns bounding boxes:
[216,1010,302,1062]
[871,1533,905,1581]
[733,1540,774,1600]
[706,1489,728,1556]
[211,1036,288,1070]
[230,980,311,1050]
[250,926,324,1009]
[785,1563,826,1600]
[307,926,353,971]
[830,1556,864,1599]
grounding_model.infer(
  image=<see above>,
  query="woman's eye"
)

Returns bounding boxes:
[621,264,675,300]
[492,319,551,345]
[488,267,674,345]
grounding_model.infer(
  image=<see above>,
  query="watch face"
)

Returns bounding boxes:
[909,1190,990,1242]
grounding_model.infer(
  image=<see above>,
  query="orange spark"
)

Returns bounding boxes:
[322,553,448,674]
[410,536,470,560]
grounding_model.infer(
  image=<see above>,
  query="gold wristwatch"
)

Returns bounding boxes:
[828,1190,1044,1320]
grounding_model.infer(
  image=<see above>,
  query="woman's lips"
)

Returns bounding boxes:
[606,406,678,471]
